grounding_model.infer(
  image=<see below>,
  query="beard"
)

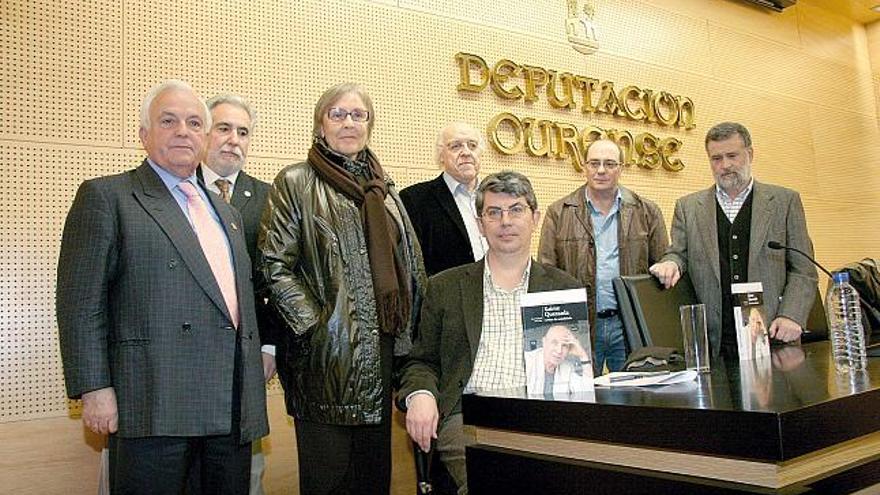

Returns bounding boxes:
[207,151,244,177]
[716,168,750,194]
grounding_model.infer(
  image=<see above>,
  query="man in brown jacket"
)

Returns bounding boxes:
[538,139,668,372]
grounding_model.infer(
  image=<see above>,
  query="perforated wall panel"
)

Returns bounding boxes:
[1,0,879,425]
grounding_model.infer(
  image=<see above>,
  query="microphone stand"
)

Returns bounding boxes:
[767,241,880,356]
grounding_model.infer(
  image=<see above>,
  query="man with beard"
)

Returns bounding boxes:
[649,122,817,358]
[200,94,278,495]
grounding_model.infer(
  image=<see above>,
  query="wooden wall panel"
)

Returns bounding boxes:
[641,0,802,48]
[1,0,878,493]
[0,0,122,146]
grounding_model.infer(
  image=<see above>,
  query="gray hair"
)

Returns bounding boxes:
[705,122,752,150]
[312,82,375,140]
[139,80,210,130]
[476,170,538,214]
[207,93,258,128]
[434,122,486,166]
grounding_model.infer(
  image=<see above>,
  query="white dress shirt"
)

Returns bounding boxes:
[443,172,487,261]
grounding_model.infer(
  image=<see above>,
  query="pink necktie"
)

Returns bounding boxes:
[178,181,240,328]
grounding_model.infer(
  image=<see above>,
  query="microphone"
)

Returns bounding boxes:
[770,241,880,355]
[767,241,833,278]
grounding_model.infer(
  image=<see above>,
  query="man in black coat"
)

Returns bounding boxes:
[200,94,278,495]
[400,122,487,277]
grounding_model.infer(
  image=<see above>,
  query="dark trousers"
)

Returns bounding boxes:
[108,433,252,495]
[294,334,394,495]
[109,338,250,494]
[295,419,392,495]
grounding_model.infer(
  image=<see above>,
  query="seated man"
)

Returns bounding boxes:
[398,170,582,494]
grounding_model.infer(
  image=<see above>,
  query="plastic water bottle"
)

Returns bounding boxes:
[826,272,867,373]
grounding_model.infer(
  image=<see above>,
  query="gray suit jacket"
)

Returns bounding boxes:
[57,160,269,443]
[661,181,817,355]
[398,259,582,418]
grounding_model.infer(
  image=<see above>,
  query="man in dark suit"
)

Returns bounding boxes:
[650,122,817,357]
[398,171,582,494]
[200,94,278,495]
[57,80,269,494]
[400,122,487,276]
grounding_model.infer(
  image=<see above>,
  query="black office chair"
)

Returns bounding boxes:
[614,274,829,350]
[613,273,698,354]
[802,287,829,343]
[838,258,880,343]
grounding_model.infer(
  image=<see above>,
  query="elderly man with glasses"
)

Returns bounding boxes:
[398,171,582,494]
[538,139,669,373]
[400,122,489,278]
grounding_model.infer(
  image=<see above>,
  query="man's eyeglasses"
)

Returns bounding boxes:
[481,204,531,222]
[586,159,620,170]
[327,107,370,122]
[446,140,479,153]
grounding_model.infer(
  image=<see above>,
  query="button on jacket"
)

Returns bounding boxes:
[538,184,669,335]
[260,161,426,425]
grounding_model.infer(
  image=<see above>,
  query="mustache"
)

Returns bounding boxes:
[220,147,244,159]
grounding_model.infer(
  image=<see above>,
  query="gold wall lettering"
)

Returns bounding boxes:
[487,112,685,172]
[456,52,694,172]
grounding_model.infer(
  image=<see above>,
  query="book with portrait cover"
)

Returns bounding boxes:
[732,282,771,362]
[520,288,594,397]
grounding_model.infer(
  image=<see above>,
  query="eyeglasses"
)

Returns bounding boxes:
[446,140,479,153]
[327,107,370,122]
[586,159,620,170]
[481,204,531,222]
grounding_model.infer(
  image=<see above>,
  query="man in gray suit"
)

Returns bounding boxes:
[57,80,268,494]
[200,93,278,495]
[398,171,581,494]
[650,122,817,357]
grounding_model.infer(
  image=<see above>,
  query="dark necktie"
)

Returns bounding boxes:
[215,178,232,203]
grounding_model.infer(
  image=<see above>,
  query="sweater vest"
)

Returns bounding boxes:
[717,192,754,351]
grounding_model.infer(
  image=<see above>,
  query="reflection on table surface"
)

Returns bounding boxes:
[471,341,878,413]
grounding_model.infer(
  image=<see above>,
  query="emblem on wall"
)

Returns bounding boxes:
[566,0,599,55]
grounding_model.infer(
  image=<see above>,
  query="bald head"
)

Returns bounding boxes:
[585,139,623,194]
[436,122,484,190]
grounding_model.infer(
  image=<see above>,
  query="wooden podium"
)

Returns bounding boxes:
[463,341,880,494]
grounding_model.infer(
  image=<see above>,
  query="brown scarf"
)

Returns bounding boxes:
[308,139,411,335]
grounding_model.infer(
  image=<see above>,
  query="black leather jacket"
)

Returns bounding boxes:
[259,160,426,425]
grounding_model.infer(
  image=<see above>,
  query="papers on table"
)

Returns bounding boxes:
[593,370,697,387]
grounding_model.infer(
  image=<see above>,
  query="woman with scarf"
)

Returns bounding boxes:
[260,83,426,494]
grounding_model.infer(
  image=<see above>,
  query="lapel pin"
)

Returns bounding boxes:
[244,190,252,198]
[230,222,239,231]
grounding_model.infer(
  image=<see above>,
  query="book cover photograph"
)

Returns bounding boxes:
[732,282,771,362]
[520,288,594,397]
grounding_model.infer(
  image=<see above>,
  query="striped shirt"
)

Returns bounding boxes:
[715,178,754,223]
[465,261,530,393]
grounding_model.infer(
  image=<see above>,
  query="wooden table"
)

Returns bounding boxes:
[462,341,880,494]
